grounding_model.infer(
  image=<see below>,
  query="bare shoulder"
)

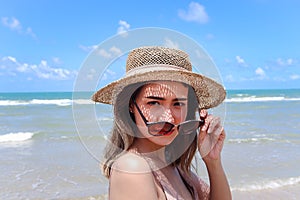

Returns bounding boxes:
[109,152,158,200]
[113,152,151,173]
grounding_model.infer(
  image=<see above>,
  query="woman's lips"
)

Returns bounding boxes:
[162,129,175,136]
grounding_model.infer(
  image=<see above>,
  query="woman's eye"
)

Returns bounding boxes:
[147,101,160,106]
[174,102,186,107]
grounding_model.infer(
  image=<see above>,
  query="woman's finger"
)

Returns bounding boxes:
[200,109,208,119]
[198,114,212,145]
[201,114,213,132]
[207,116,222,136]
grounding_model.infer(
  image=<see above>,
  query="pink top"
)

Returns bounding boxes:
[134,149,210,200]
[151,166,210,200]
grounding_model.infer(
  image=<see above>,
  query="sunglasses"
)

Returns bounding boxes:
[132,98,204,136]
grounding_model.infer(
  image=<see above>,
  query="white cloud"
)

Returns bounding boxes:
[25,27,37,38]
[97,46,122,59]
[52,57,62,65]
[79,45,122,58]
[97,49,112,58]
[2,56,30,72]
[164,38,179,49]
[236,56,246,65]
[195,49,210,60]
[178,2,209,24]
[0,56,77,80]
[79,44,98,52]
[255,67,266,78]
[225,74,234,82]
[3,56,17,63]
[1,17,21,31]
[100,69,117,81]
[104,69,115,76]
[287,58,293,65]
[109,46,122,56]
[33,60,76,80]
[101,72,108,81]
[16,63,29,72]
[1,16,36,38]
[276,58,294,66]
[290,74,300,80]
[86,68,96,80]
[117,20,130,36]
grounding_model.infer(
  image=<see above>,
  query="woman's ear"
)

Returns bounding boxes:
[129,101,136,122]
[129,100,134,113]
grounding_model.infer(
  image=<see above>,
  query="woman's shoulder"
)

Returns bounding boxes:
[109,151,159,199]
[112,151,152,173]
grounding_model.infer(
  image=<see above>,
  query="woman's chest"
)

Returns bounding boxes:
[155,167,194,200]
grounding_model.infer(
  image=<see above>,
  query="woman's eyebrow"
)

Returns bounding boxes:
[145,96,165,100]
[145,96,187,101]
[173,98,188,101]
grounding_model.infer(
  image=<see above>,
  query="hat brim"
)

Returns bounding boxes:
[92,64,226,109]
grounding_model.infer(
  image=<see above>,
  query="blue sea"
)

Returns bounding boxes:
[0,89,300,199]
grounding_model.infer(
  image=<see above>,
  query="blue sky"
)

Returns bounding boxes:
[1,0,300,92]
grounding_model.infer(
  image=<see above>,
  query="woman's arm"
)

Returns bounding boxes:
[198,111,232,200]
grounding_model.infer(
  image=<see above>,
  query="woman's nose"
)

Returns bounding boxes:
[159,108,175,123]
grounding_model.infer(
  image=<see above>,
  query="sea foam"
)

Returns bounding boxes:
[30,99,72,106]
[0,99,94,106]
[0,132,35,143]
[0,99,72,106]
[232,176,300,191]
[227,137,275,144]
[225,96,300,103]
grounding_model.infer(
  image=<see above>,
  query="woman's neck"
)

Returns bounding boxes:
[130,138,166,161]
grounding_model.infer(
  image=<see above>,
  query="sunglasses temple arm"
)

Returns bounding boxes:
[132,98,149,125]
[198,108,205,126]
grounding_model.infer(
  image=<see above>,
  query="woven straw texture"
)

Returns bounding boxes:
[92,46,225,109]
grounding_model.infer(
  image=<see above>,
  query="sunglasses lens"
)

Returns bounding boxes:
[179,120,202,134]
[147,120,204,136]
[148,122,174,135]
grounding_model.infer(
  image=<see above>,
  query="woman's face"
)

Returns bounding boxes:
[132,81,189,146]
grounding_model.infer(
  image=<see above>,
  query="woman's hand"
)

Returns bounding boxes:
[197,110,226,163]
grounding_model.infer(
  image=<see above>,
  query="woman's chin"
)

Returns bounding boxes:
[148,130,178,146]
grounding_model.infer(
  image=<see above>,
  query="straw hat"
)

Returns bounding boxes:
[92,46,226,109]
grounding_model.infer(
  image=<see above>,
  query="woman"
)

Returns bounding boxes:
[92,46,231,199]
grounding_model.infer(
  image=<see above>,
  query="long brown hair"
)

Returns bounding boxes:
[102,81,199,178]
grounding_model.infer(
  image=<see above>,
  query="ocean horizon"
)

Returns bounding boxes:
[1,88,300,106]
[1,88,300,199]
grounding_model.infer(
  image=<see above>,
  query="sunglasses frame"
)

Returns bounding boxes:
[132,98,204,136]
